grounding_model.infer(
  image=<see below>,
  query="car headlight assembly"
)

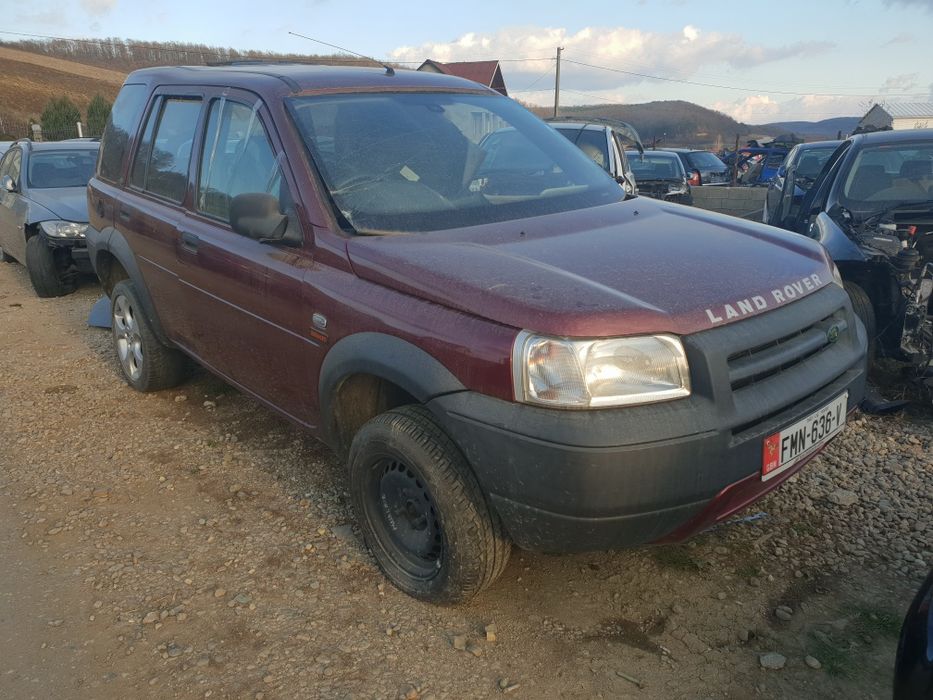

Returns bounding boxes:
[512,332,691,409]
[39,221,88,238]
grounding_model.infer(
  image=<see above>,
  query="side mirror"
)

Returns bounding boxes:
[1,175,16,193]
[777,165,786,178]
[229,193,299,246]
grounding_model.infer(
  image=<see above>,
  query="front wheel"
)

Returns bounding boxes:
[110,280,187,392]
[349,405,511,604]
[25,235,74,297]
[844,281,877,363]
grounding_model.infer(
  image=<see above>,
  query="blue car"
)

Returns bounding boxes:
[763,140,841,226]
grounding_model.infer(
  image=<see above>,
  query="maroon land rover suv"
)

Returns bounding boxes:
[86,64,867,603]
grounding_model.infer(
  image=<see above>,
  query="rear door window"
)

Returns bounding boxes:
[130,97,202,203]
[98,84,148,183]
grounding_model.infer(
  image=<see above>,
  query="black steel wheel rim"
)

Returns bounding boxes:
[364,456,443,580]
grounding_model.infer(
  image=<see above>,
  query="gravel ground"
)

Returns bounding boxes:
[0,263,930,699]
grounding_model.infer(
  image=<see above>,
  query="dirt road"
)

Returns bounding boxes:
[0,262,929,699]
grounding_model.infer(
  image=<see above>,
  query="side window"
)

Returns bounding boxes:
[130,97,202,203]
[98,84,148,183]
[0,149,13,179]
[197,99,286,224]
[7,150,22,186]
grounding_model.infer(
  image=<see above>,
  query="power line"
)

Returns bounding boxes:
[564,47,905,92]
[561,57,932,98]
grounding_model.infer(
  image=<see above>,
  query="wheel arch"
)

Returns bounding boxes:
[92,227,172,346]
[318,333,466,455]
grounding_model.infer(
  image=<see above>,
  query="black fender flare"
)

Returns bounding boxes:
[318,332,466,448]
[89,225,173,347]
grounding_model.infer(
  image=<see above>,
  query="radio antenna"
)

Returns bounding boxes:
[288,31,395,76]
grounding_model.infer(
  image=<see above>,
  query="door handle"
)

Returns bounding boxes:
[118,208,131,222]
[181,231,200,251]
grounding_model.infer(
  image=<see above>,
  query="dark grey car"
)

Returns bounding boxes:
[0,140,99,296]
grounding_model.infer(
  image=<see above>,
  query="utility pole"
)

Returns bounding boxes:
[553,46,563,118]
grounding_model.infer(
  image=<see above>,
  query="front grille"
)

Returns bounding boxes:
[727,311,848,391]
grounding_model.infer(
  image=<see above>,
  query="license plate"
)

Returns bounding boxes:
[761,392,848,481]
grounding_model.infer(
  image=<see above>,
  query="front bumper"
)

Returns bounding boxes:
[428,285,867,552]
[41,231,92,272]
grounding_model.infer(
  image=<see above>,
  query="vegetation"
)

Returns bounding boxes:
[86,94,112,136]
[40,97,81,138]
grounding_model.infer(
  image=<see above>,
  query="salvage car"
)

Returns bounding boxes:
[777,130,932,382]
[625,150,693,204]
[0,139,99,296]
[87,65,867,603]
[662,148,730,186]
[763,140,840,226]
[547,118,643,195]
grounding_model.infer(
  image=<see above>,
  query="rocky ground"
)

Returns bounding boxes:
[0,263,930,700]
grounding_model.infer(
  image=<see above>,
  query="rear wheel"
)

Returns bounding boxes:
[845,281,876,362]
[111,280,187,392]
[349,405,511,604]
[25,235,74,297]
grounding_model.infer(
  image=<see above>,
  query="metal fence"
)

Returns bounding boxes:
[0,118,101,142]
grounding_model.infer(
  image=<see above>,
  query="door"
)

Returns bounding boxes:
[174,93,322,423]
[0,148,26,261]
[118,92,205,341]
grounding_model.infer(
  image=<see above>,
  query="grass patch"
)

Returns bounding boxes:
[808,633,856,678]
[651,545,699,572]
[851,604,902,639]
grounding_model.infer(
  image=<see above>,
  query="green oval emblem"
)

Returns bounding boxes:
[827,325,840,344]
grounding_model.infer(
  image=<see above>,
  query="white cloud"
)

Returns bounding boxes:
[879,72,918,93]
[81,0,117,16]
[391,24,834,100]
[714,95,780,123]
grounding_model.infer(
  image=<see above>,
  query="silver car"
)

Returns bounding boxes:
[0,139,99,297]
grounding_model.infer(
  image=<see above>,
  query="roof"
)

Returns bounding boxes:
[417,60,507,95]
[795,140,842,150]
[878,102,933,119]
[851,127,933,145]
[547,122,609,132]
[125,63,494,96]
[12,139,99,152]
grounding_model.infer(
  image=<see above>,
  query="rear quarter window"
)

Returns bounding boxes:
[98,84,148,183]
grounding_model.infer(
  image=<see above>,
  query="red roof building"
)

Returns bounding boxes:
[417,59,508,96]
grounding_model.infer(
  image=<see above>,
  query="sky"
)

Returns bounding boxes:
[6,0,933,124]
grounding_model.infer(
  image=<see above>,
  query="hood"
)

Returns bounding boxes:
[26,187,89,223]
[346,198,833,337]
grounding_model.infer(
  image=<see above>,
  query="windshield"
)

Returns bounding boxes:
[27,149,98,189]
[685,151,726,171]
[626,152,684,181]
[840,141,933,210]
[554,128,611,172]
[288,92,622,233]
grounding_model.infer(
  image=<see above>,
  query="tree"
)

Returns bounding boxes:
[86,95,112,137]
[40,97,81,138]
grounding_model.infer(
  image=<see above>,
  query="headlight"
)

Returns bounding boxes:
[39,221,88,238]
[512,332,691,409]
[830,261,844,288]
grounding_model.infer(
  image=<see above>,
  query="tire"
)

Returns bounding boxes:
[110,280,187,392]
[349,405,511,604]
[845,281,876,362]
[25,235,74,297]
[0,245,15,263]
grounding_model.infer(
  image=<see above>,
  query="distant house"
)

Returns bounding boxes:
[856,103,933,132]
[417,60,508,96]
